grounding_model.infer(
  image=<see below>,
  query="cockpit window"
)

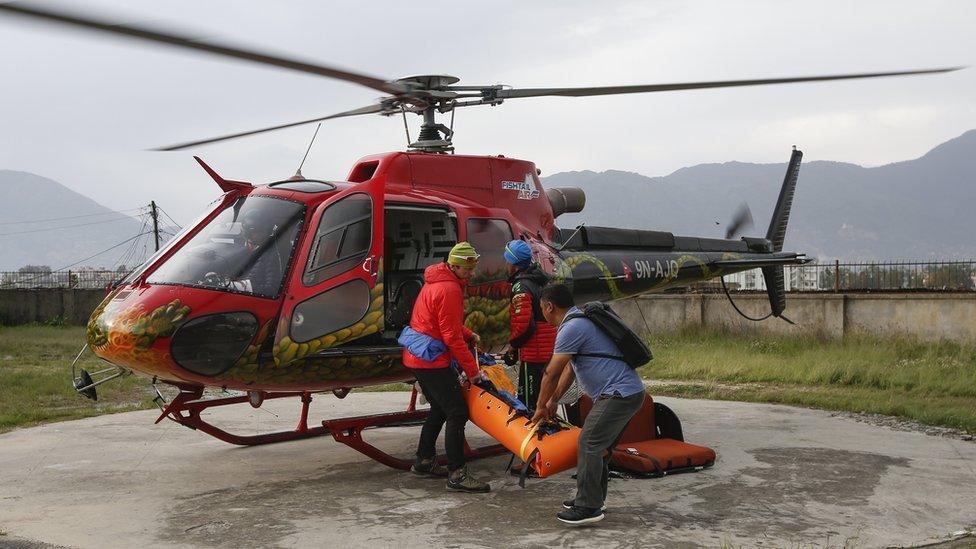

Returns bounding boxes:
[147,195,305,298]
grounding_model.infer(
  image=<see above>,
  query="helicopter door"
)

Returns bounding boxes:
[275,179,384,360]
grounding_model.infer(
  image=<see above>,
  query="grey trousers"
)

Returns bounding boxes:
[575,390,645,509]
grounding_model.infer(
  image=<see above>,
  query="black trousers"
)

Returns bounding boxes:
[518,361,546,411]
[413,367,469,471]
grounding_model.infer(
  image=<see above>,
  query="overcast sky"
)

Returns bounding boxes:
[1,0,973,224]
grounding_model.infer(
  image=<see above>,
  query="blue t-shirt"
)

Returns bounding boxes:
[554,306,646,398]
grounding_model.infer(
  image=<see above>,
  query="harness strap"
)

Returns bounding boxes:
[519,448,540,488]
[518,421,541,459]
[623,447,664,476]
[575,351,626,361]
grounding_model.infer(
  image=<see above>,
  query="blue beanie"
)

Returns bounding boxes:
[503,239,533,268]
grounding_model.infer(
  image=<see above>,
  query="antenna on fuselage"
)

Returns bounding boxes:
[293,123,322,179]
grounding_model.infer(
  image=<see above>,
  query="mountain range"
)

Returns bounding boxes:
[0,171,168,271]
[1,130,973,270]
[542,130,976,261]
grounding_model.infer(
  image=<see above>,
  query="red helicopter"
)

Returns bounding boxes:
[0,3,958,468]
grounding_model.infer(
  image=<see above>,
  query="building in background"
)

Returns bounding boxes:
[722,267,821,291]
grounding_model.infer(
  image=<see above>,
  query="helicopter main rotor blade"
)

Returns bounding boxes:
[0,2,408,96]
[155,103,386,151]
[493,68,962,99]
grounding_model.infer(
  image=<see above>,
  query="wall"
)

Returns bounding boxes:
[611,293,976,342]
[0,289,106,326]
[3,289,975,342]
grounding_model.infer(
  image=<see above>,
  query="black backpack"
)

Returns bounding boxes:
[563,301,653,369]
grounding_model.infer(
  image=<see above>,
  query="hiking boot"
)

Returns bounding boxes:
[563,499,607,511]
[411,458,448,478]
[446,466,491,493]
[557,506,605,526]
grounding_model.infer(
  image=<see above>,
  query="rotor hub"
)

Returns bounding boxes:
[394,74,461,90]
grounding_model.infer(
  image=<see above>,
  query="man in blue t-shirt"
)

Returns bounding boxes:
[531,284,646,526]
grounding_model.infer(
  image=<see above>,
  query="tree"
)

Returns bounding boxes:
[17,264,52,273]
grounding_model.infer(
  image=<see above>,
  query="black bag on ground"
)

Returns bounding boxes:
[564,301,652,368]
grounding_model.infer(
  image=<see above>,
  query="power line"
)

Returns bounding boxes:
[115,213,149,269]
[0,206,146,225]
[4,232,152,287]
[156,204,182,229]
[0,215,138,236]
[51,232,152,271]
[115,233,141,270]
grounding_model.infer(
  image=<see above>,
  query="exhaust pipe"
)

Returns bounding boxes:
[546,187,586,218]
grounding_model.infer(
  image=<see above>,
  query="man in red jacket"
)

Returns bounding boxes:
[401,242,490,493]
[502,239,556,411]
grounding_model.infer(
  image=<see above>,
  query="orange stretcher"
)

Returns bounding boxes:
[462,383,580,479]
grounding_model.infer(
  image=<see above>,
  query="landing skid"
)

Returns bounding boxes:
[156,385,505,470]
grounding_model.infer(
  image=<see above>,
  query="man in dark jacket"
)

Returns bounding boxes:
[401,242,490,493]
[503,239,556,411]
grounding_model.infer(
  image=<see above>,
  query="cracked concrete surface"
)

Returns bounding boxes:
[0,393,974,548]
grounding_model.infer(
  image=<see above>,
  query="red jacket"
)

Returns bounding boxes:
[509,263,556,363]
[403,262,479,378]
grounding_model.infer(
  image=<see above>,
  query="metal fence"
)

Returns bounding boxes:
[722,261,976,293]
[4,261,976,293]
[0,270,125,290]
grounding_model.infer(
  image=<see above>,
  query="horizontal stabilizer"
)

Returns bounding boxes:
[715,256,811,268]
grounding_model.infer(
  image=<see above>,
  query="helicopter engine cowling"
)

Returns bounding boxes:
[546,187,586,218]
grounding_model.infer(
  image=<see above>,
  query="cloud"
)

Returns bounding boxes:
[0,0,973,221]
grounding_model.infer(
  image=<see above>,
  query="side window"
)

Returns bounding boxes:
[304,193,372,286]
[466,218,514,283]
[291,279,370,343]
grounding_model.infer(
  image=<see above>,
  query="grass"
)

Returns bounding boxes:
[3,325,975,434]
[0,325,156,433]
[638,328,976,433]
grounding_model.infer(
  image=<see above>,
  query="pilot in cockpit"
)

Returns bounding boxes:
[229,208,288,296]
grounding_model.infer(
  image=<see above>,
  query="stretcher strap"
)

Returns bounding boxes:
[517,416,574,460]
[621,448,663,476]
[519,448,540,488]
[518,421,541,460]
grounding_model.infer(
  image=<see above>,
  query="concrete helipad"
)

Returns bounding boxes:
[0,392,974,548]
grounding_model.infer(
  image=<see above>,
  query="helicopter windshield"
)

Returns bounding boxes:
[147,195,305,298]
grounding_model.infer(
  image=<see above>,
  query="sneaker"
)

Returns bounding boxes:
[446,466,491,493]
[563,499,607,511]
[557,506,605,525]
[411,458,448,478]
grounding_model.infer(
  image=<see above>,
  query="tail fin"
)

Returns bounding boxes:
[766,148,803,252]
[762,148,803,319]
[761,266,787,317]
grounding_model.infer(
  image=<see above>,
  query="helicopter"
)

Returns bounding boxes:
[0,2,958,468]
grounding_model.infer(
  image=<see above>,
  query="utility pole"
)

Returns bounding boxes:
[150,201,160,252]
